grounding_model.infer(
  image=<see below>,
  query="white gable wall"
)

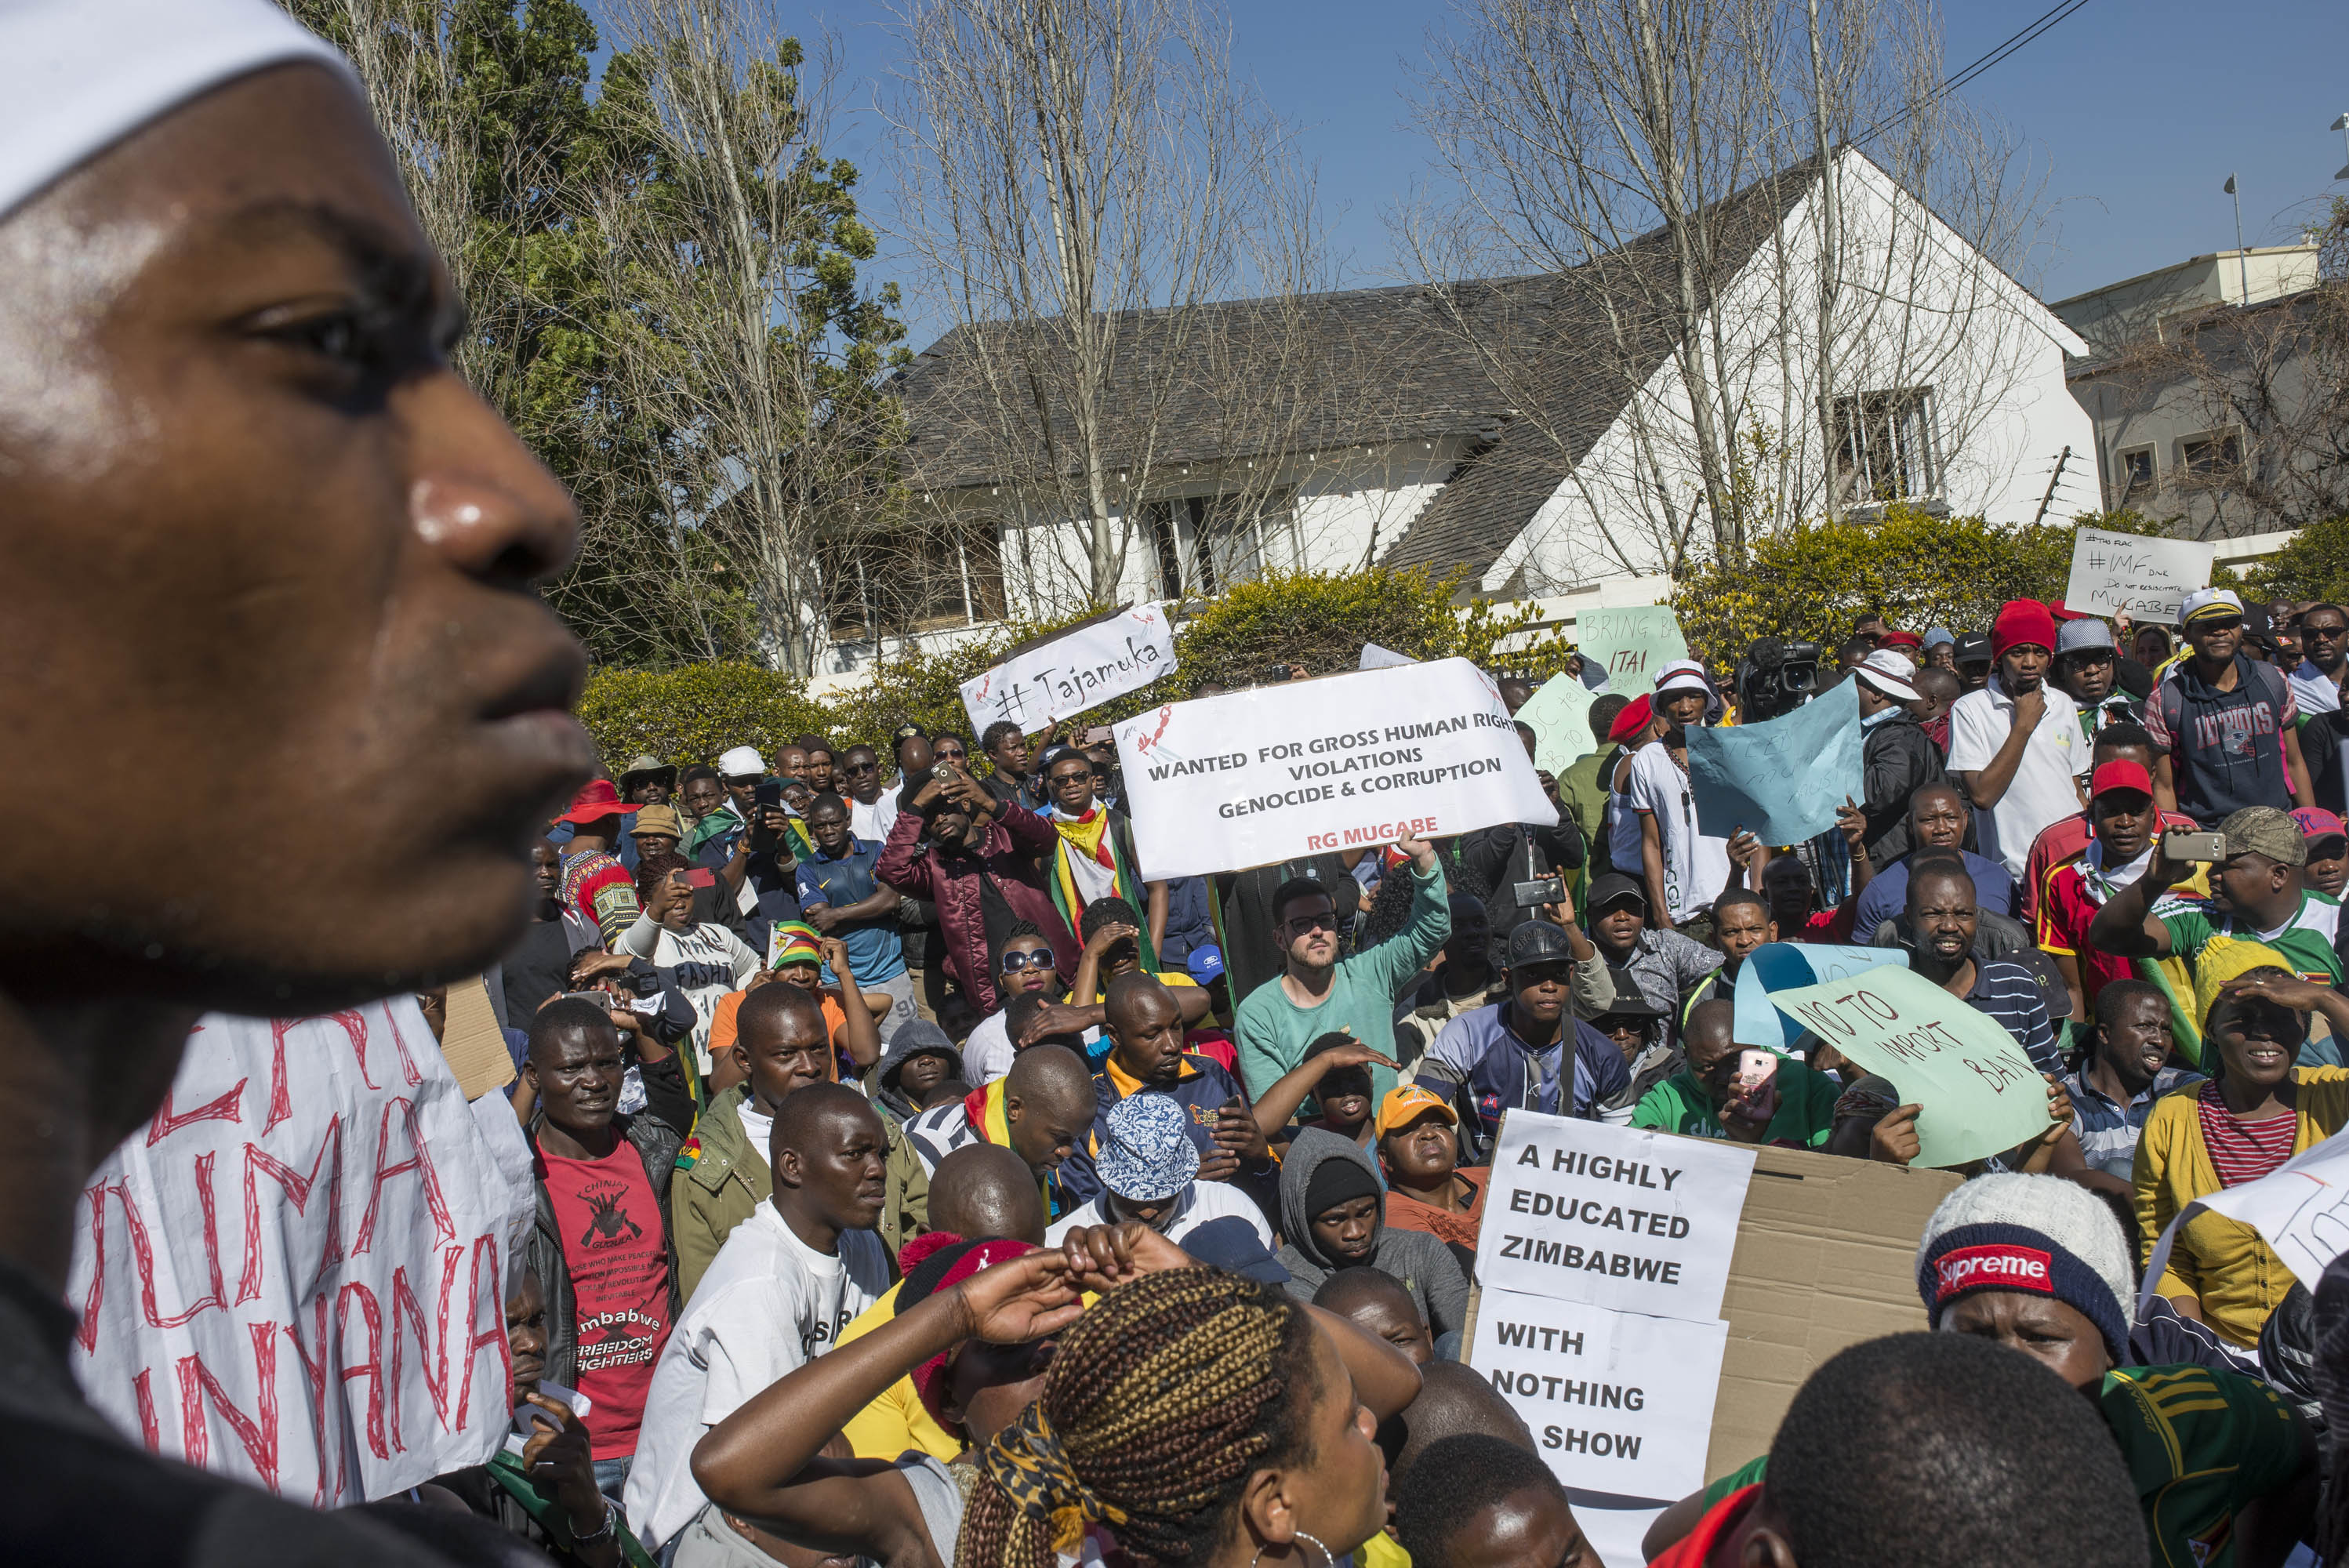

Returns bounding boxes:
[1482,151,2095,596]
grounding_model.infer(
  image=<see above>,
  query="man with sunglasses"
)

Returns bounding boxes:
[1235,834,1450,1110]
[2145,589,2312,826]
[2289,602,2349,717]
[837,742,899,845]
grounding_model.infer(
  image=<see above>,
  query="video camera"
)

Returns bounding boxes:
[1735,637,1823,723]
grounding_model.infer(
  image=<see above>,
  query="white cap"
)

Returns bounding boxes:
[1853,648,1921,703]
[2180,587,2245,626]
[1653,658,1712,695]
[717,745,765,778]
[0,1,350,223]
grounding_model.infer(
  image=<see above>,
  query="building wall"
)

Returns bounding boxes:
[2052,246,2321,355]
[1489,151,2095,596]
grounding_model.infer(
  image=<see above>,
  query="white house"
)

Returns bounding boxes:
[819,147,2092,681]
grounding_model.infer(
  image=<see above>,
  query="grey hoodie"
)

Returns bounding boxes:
[1276,1127,1470,1335]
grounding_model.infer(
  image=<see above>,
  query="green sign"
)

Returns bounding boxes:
[1574,605,1689,699]
[1765,966,2049,1168]
[1516,670,1598,774]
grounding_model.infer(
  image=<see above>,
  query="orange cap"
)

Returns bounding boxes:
[1376,1083,1458,1136]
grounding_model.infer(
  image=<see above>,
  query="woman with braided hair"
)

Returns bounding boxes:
[692,1224,1417,1568]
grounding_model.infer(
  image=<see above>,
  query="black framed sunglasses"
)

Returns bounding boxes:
[2307,624,2349,641]
[1000,949,1057,972]
[1283,910,1341,935]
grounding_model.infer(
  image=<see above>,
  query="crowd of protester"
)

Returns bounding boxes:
[22,10,2349,1568]
[439,585,2349,1568]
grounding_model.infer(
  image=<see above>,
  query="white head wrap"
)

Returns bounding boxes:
[0,0,350,223]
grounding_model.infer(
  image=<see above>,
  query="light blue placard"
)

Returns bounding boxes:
[1730,941,1909,1048]
[1686,682,1862,845]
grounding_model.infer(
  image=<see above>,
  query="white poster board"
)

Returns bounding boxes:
[2063,528,2217,624]
[1358,641,1417,670]
[1475,1111,1757,1318]
[68,1002,532,1506]
[1113,657,1552,880]
[960,603,1176,735]
[1469,1112,1751,1566]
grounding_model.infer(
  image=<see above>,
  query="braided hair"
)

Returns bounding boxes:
[960,1268,1322,1568]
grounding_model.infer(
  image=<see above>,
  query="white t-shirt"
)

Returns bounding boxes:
[1946,681,2084,878]
[622,1205,891,1550]
[735,1098,774,1157]
[1046,1179,1276,1252]
[961,1010,1017,1084]
[851,793,899,846]
[651,922,763,1072]
[1625,742,1732,923]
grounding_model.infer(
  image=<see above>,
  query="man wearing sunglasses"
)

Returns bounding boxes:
[2289,603,2349,717]
[837,743,899,845]
[2145,589,2313,826]
[1235,834,1450,1111]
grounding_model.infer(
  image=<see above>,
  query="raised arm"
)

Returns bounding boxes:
[873,797,935,895]
[2085,842,2187,959]
[1252,1038,1400,1138]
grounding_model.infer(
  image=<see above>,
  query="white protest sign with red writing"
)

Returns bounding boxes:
[67,1001,532,1505]
[1113,657,1553,880]
[960,602,1176,736]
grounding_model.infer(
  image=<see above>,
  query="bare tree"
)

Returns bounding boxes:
[586,1,909,674]
[1396,0,2050,575]
[884,0,1325,613]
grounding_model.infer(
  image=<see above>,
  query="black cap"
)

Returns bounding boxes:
[892,722,926,742]
[1953,631,1991,665]
[1585,873,1647,914]
[1505,920,1576,968]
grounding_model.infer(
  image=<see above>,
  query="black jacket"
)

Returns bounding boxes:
[1460,814,1587,970]
[523,1051,695,1387]
[1860,712,1948,866]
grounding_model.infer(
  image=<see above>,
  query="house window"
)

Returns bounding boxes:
[819,521,1006,641]
[1830,388,1941,505]
[2179,430,2242,480]
[1141,491,1293,597]
[2118,445,2156,499]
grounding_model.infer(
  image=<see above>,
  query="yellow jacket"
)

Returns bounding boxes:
[2135,1066,2349,1347]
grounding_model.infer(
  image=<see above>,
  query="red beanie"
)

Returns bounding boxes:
[1991,600,2057,663]
[1607,695,1654,745]
[908,1237,1042,1428]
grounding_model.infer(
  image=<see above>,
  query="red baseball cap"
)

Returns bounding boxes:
[1878,630,1924,651]
[1607,695,1654,744]
[2089,760,2153,799]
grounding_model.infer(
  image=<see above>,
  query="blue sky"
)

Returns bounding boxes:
[637,0,2349,342]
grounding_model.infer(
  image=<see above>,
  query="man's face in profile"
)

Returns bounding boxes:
[0,63,589,1014]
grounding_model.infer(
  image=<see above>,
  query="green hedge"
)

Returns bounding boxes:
[577,564,1576,771]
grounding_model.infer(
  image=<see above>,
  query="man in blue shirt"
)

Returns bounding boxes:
[796,791,913,1034]
[1850,782,2015,938]
[1414,920,1628,1161]
[2062,977,2202,1189]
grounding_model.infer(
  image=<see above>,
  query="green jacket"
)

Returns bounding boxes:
[670,1085,931,1300]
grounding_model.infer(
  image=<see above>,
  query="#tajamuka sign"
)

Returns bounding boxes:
[68,1001,523,1505]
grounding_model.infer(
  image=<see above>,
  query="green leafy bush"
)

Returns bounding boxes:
[2245,516,2349,605]
[577,564,1574,770]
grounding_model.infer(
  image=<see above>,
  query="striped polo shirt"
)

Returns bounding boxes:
[2061,1064,2203,1178]
[1963,959,2062,1075]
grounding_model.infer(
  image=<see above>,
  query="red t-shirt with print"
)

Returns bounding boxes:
[539,1140,674,1459]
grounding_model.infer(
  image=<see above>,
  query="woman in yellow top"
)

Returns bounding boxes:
[2135,938,2349,1349]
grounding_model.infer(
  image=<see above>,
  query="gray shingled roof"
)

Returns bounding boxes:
[895,158,1820,582]
[893,274,1548,492]
[1379,165,1820,580]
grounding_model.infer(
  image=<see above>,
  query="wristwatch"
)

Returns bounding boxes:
[570,1499,617,1545]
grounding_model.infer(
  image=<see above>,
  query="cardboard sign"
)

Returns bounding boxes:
[1730,942,1908,1050]
[1474,1112,1757,1320]
[1517,670,1600,775]
[1705,1145,1961,1479]
[68,1002,534,1506]
[2140,1123,2349,1307]
[2063,528,2216,624]
[1766,966,2049,1168]
[1113,658,1552,880]
[1471,1287,1729,1568]
[1574,606,1689,699]
[437,975,515,1101]
[1686,681,1863,846]
[960,602,1175,735]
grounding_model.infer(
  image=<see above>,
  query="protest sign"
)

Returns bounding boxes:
[2063,528,2217,624]
[1472,1286,1729,1568]
[1707,1145,1959,1479]
[1686,681,1861,845]
[959,602,1175,735]
[1474,1111,1756,1320]
[68,1001,532,1506]
[1574,605,1689,698]
[2140,1124,2349,1309]
[1730,941,1908,1050]
[1358,641,1416,670]
[1113,657,1552,880]
[1766,966,2049,1167]
[1517,670,1599,774]
[437,975,515,1100]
